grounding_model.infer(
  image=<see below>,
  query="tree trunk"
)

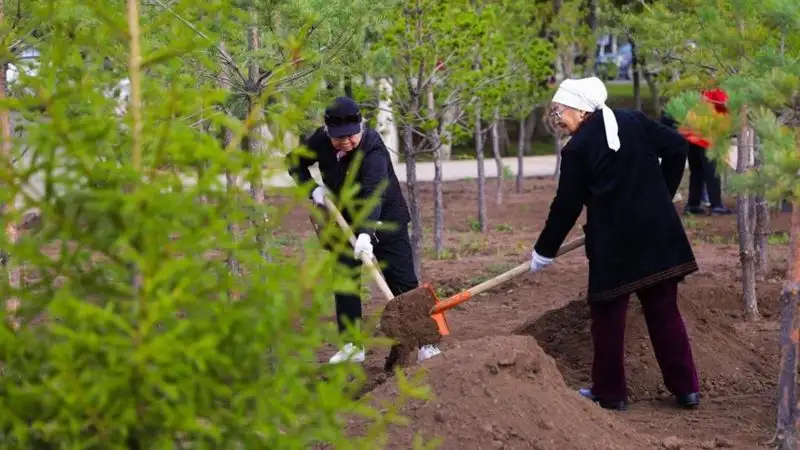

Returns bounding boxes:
[246,11,270,261]
[491,106,503,205]
[773,193,800,449]
[403,103,423,279]
[642,68,662,117]
[736,114,759,320]
[217,42,242,280]
[516,114,526,193]
[433,142,444,257]
[426,85,444,258]
[631,40,642,111]
[344,74,353,98]
[475,103,487,232]
[0,0,20,329]
[553,134,566,181]
[500,119,511,154]
[376,78,400,166]
[553,0,564,82]
[586,0,598,76]
[753,135,770,280]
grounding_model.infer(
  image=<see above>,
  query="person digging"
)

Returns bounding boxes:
[286,96,442,365]
[529,77,701,411]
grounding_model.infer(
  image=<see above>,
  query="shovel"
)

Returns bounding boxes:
[316,196,449,369]
[419,195,682,325]
[319,196,396,301]
[429,235,585,315]
[381,235,586,342]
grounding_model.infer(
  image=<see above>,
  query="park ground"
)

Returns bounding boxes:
[275,174,790,450]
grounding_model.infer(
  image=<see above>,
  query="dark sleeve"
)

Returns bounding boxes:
[354,145,390,236]
[643,113,689,198]
[533,142,588,258]
[285,135,319,197]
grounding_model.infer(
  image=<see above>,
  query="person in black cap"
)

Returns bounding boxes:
[286,96,442,364]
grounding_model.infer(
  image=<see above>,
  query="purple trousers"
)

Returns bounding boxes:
[589,279,699,401]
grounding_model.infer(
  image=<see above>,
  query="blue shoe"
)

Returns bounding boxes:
[578,388,627,411]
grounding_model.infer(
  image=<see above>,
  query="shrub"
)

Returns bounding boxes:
[0,1,430,448]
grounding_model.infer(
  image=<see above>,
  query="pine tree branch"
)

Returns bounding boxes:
[148,0,247,87]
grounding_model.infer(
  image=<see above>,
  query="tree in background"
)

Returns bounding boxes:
[494,1,554,195]
[546,0,596,179]
[371,0,507,269]
[628,0,772,322]
[635,0,800,446]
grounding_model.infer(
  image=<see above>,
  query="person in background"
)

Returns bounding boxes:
[286,96,442,364]
[661,88,733,216]
[529,77,701,411]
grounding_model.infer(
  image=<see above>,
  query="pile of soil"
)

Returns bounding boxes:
[515,282,780,402]
[380,284,442,369]
[348,335,659,450]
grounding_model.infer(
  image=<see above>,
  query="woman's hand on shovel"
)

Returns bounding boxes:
[354,233,374,260]
[530,249,553,273]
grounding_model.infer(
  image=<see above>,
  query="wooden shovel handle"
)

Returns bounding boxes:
[322,196,395,301]
[430,235,586,314]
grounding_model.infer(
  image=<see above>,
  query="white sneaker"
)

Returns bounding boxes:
[417,344,442,362]
[328,343,366,364]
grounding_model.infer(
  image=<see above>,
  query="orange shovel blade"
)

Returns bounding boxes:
[419,283,451,336]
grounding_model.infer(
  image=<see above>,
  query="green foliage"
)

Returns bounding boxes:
[0,0,431,447]
[470,0,554,122]
[638,0,800,203]
[370,0,554,154]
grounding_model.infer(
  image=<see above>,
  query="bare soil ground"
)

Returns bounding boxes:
[276,175,791,450]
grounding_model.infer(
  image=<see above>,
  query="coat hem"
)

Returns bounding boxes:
[587,260,699,303]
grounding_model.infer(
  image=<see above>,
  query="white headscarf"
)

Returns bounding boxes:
[551,77,620,151]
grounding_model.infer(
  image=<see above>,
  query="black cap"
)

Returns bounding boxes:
[324,97,362,138]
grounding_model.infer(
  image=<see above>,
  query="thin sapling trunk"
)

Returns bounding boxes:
[403,99,423,279]
[516,114,526,193]
[753,135,769,279]
[736,113,759,320]
[474,102,487,232]
[773,188,800,449]
[491,107,503,205]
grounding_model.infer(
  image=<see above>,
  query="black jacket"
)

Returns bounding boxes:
[533,108,698,303]
[286,126,410,237]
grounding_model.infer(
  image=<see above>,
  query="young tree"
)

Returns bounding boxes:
[461,0,553,229]
[0,0,41,328]
[372,0,501,267]
[629,0,771,321]
[546,0,595,180]
[641,0,800,444]
[494,1,554,194]
[0,0,430,446]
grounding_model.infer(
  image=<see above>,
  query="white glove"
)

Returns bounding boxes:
[530,249,554,273]
[311,186,326,206]
[354,233,374,260]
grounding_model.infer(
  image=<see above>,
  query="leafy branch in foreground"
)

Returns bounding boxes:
[0,0,430,448]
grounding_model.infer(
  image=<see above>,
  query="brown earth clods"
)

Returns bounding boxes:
[516,286,779,402]
[349,335,660,450]
[379,285,442,370]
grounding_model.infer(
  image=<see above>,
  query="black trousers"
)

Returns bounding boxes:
[686,143,723,208]
[334,227,418,333]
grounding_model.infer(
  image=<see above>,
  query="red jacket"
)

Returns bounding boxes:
[678,88,728,149]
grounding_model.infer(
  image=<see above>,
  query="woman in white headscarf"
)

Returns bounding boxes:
[530,77,700,411]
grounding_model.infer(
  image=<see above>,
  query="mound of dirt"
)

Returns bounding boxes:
[348,335,659,450]
[515,283,779,402]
